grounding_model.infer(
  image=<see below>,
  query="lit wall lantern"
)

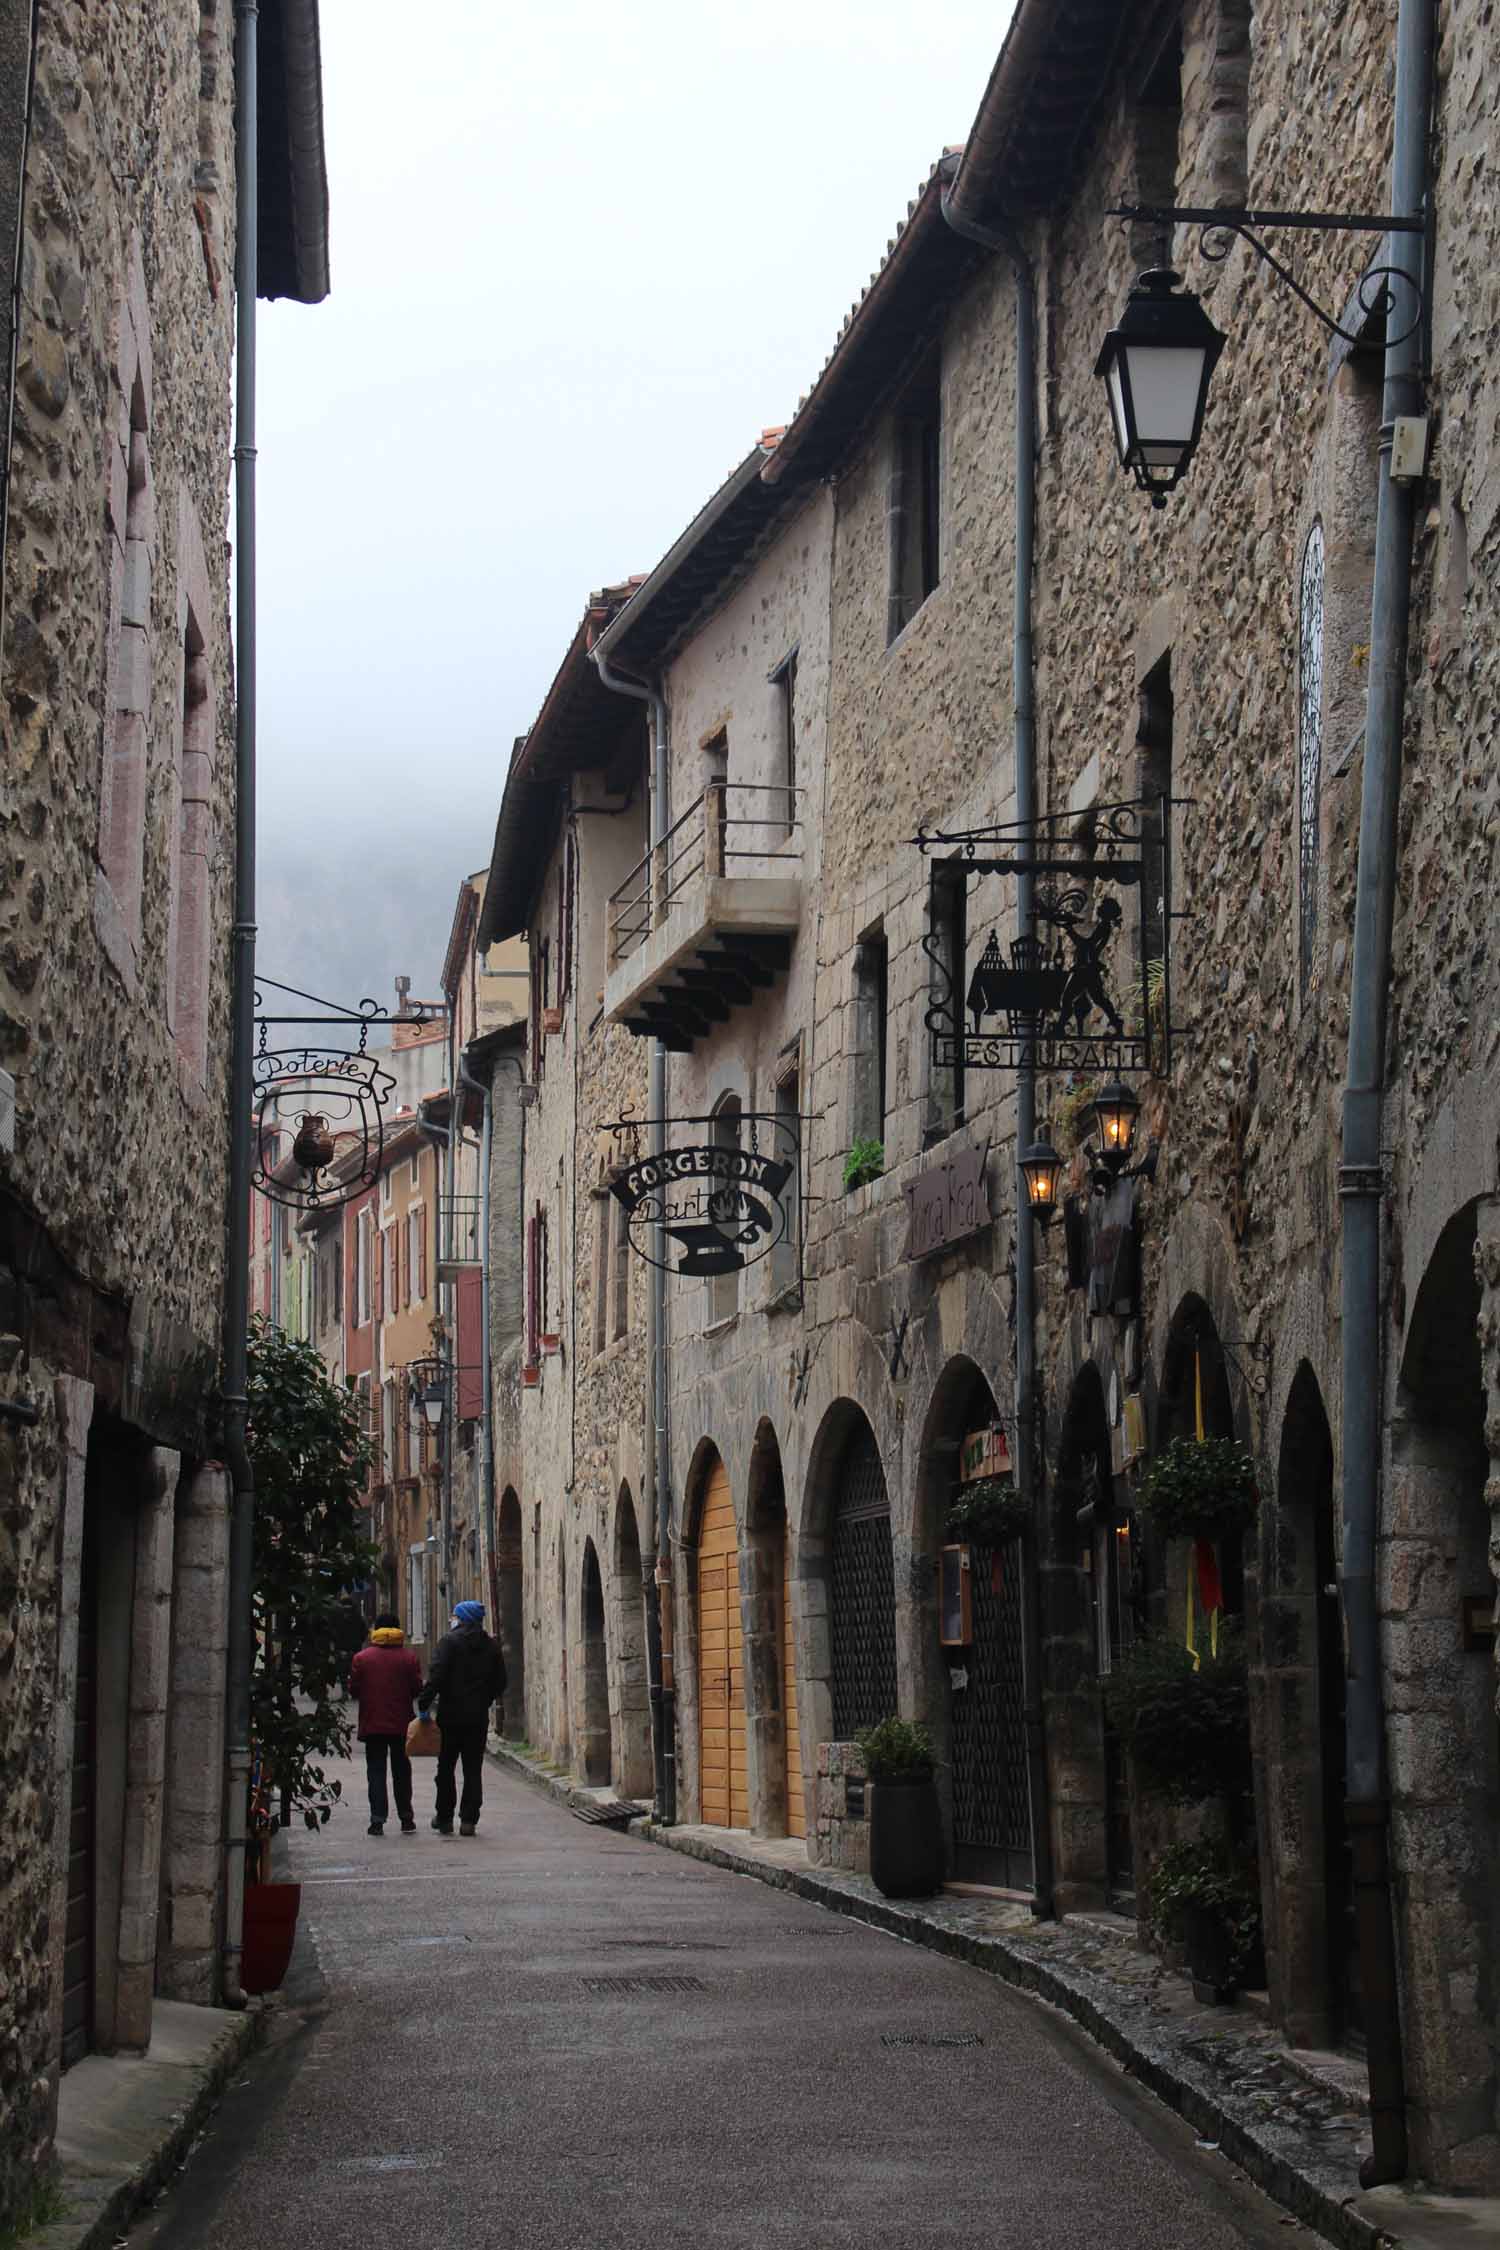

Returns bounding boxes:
[1094,269,1225,508]
[408,1357,449,1432]
[1020,1137,1065,1227]
[1088,1079,1142,1177]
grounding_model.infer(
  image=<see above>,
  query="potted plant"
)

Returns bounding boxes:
[842,1137,885,1193]
[1145,1838,1263,2004]
[1136,1434,1258,1542]
[244,1319,376,1994]
[857,1718,941,1899]
[945,1476,1029,1548]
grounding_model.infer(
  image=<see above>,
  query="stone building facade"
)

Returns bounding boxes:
[479,0,1498,2195]
[0,2,327,2228]
[477,589,654,1789]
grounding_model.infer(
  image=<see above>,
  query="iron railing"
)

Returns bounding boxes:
[441,1194,483,1267]
[607,781,802,968]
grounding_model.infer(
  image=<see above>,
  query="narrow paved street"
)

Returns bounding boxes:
[132,1752,1300,2250]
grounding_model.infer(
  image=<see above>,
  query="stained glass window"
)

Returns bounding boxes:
[1298,524,1325,997]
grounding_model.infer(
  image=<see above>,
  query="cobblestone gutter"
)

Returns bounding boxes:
[489,1739,1389,2250]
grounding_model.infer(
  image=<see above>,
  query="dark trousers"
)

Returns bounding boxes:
[365,1734,413,1824]
[435,1720,488,1827]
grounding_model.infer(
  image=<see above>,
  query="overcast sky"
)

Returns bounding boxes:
[255,0,1017,1014]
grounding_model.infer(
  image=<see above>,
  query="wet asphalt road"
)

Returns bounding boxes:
[131,1751,1304,2250]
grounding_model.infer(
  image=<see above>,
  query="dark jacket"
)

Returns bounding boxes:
[420,1621,506,1727]
[348,1637,424,1739]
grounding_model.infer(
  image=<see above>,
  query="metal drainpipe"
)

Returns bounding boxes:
[459,1055,496,1613]
[591,646,675,1823]
[1338,0,1433,2190]
[940,193,1054,1919]
[220,0,260,2008]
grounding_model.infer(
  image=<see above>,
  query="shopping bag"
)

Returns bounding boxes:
[406,1714,441,1758]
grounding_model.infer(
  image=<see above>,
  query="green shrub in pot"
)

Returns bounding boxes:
[1136,1434,1258,1541]
[944,1477,1029,1548]
[856,1717,935,1782]
[1103,1626,1252,1809]
[1145,1838,1263,1997]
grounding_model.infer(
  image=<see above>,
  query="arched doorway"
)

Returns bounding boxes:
[1393,1205,1500,2186]
[829,1414,897,1740]
[921,1358,1031,1890]
[696,1448,748,1829]
[580,1539,610,1786]
[612,1486,653,1799]
[1265,1363,1354,2045]
[1054,1361,1140,1906]
[746,1419,803,1840]
[495,1488,525,1741]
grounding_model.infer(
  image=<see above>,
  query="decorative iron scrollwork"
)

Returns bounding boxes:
[252,978,427,1213]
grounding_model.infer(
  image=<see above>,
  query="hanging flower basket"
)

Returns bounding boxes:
[945,1477,1029,1548]
[1137,1435,1258,1541]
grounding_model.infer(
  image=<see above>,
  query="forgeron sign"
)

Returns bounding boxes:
[610,1145,794,1277]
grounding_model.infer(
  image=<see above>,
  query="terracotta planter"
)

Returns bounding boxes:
[241,1880,302,1995]
[868,1773,942,1899]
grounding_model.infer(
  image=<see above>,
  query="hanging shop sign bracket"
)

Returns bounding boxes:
[252,977,439,1214]
[914,794,1193,1077]
[600,1109,804,1279]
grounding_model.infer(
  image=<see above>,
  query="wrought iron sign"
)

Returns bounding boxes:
[252,978,430,1214]
[914,795,1190,1077]
[601,1110,800,1278]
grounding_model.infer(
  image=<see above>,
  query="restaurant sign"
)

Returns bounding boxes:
[903,1140,991,1262]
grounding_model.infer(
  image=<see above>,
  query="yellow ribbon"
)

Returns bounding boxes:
[1186,1349,1218,1661]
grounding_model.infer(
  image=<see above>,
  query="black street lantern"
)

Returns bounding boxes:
[1020,1138,1065,1227]
[1088,1079,1142,1177]
[1095,269,1225,507]
[408,1357,448,1431]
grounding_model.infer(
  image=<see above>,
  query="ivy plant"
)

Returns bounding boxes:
[945,1477,1030,1547]
[1145,1838,1263,1985]
[1136,1433,1258,1541]
[248,1316,377,1834]
[1104,1627,1252,1809]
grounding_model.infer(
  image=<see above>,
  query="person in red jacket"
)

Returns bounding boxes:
[348,1613,424,1835]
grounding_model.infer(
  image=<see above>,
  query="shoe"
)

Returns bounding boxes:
[459,1822,477,1837]
[431,1819,453,1835]
[400,1819,417,1835]
[368,1821,384,1836]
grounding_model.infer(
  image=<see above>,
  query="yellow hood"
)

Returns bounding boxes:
[370,1626,405,1646]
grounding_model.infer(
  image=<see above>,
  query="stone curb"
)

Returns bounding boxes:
[488,1738,1393,2250]
[34,2006,264,2250]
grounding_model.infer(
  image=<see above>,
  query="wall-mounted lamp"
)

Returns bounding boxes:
[1019,1137,1065,1227]
[1082,1079,1158,1193]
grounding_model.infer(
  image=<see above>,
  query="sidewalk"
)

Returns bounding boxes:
[32,2000,259,2250]
[488,1738,1497,2250]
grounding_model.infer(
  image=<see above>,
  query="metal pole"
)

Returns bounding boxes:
[591,647,675,1822]
[940,192,1055,1918]
[1338,0,1433,2190]
[221,0,260,2006]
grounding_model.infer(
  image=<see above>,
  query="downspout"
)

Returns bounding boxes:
[591,646,675,1823]
[940,192,1055,1918]
[221,0,260,2009]
[1338,0,1433,2190]
[459,1053,496,1613]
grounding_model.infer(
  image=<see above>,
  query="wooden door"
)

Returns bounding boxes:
[782,1535,805,1839]
[62,1514,97,2068]
[697,1459,747,1829]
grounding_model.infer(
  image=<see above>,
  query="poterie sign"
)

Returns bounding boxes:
[609,1145,794,1277]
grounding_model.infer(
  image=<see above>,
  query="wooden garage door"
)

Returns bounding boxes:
[782,1537,805,1840]
[697,1458,747,1830]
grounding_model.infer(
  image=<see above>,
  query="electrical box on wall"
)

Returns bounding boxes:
[1389,417,1430,483]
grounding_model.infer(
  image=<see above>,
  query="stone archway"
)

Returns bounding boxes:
[555,1540,570,1766]
[1390,1202,1500,2188]
[1261,1362,1352,2047]
[579,1538,610,1787]
[611,1485,653,1800]
[745,1418,801,1841]
[495,1488,525,1741]
[1050,1360,1135,1910]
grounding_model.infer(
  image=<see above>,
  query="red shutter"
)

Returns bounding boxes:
[418,1208,428,1298]
[374,1225,385,1320]
[525,1209,539,1365]
[457,1269,483,1419]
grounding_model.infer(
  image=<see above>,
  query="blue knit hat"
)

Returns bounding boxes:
[453,1600,485,1625]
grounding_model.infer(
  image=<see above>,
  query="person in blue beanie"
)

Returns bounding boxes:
[417,1599,507,1835]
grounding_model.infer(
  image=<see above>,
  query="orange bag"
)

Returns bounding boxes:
[406,1714,441,1758]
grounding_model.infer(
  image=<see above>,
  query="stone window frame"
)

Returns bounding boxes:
[707,1088,744,1330]
[885,343,944,645]
[166,493,217,1094]
[94,237,155,994]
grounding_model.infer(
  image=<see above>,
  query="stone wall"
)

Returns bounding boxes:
[814,1742,870,1874]
[0,0,238,2225]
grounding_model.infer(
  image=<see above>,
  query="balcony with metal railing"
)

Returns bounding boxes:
[437,1194,483,1279]
[603,782,802,1049]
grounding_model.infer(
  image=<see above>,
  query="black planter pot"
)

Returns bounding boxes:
[1183,1901,1237,2004]
[868,1773,942,1899]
